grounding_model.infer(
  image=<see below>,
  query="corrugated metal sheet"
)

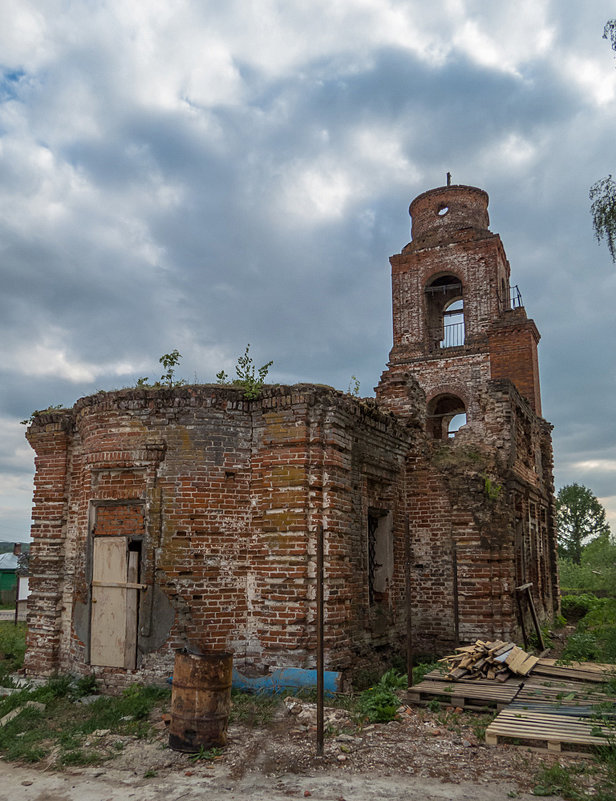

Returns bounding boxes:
[0,553,18,571]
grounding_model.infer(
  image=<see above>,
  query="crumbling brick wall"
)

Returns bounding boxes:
[25,385,414,686]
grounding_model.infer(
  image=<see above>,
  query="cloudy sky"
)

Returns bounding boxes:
[1,0,615,541]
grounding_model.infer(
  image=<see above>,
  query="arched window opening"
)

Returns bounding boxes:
[447,412,467,438]
[425,275,465,351]
[427,394,467,440]
[440,298,464,348]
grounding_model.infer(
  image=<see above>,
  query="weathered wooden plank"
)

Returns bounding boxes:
[505,647,534,674]
[517,655,540,676]
[531,664,608,683]
[124,549,139,670]
[422,669,521,686]
[538,659,615,674]
[91,537,128,669]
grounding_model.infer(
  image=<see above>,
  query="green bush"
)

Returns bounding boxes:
[561,593,601,622]
[583,598,616,629]
[560,597,616,664]
[561,631,600,662]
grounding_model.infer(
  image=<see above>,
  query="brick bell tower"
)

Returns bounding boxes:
[377,182,542,435]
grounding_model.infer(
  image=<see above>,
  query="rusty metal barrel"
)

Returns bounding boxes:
[168,649,233,753]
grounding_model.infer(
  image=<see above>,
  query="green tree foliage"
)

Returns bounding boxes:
[590,20,616,263]
[559,534,616,593]
[590,174,616,262]
[556,483,610,564]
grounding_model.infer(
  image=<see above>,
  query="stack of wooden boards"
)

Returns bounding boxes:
[439,639,539,681]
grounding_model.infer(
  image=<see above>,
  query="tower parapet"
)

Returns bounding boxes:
[409,184,490,247]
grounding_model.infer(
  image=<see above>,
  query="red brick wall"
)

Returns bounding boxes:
[25,385,413,685]
[95,504,145,538]
[489,314,542,414]
[24,414,72,675]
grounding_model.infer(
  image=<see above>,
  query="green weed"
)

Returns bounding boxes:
[411,660,441,684]
[216,344,273,399]
[560,599,616,664]
[532,763,587,799]
[189,745,223,762]
[347,376,360,396]
[229,690,281,727]
[352,667,382,692]
[470,713,494,741]
[554,613,567,629]
[378,668,407,690]
[73,674,98,698]
[482,474,502,502]
[356,670,405,723]
[59,749,101,767]
[357,685,399,723]
[529,624,554,651]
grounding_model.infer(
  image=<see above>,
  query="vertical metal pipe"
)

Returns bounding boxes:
[13,575,19,627]
[316,524,324,756]
[405,515,414,687]
[452,544,460,648]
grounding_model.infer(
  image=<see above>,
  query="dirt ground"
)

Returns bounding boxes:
[0,696,580,801]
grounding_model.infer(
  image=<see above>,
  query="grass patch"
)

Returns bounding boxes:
[229,690,282,727]
[0,677,170,769]
[532,762,589,799]
[0,621,26,681]
[532,754,616,801]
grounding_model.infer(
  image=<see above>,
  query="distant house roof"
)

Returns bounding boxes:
[0,553,19,571]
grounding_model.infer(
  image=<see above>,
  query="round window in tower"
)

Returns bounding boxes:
[437,205,449,216]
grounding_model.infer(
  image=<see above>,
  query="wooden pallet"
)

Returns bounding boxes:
[485,708,613,754]
[515,680,615,710]
[407,680,521,711]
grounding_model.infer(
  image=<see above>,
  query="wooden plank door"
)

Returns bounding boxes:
[90,537,138,669]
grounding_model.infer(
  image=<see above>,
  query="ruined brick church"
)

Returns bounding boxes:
[24,183,558,686]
